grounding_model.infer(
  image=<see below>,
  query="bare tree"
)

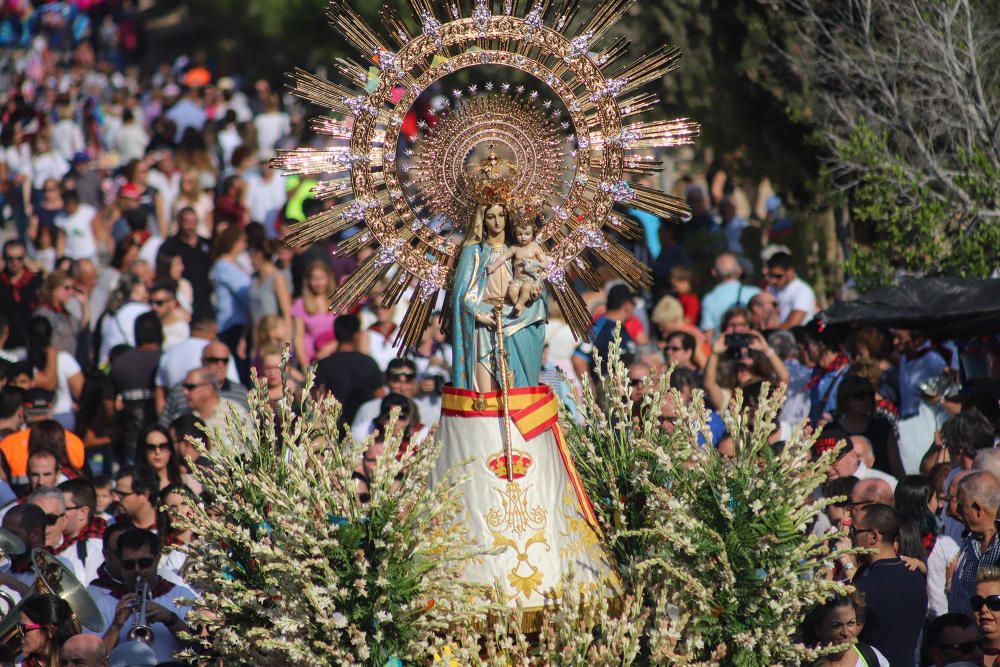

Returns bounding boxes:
[767,0,1000,281]
[777,0,999,208]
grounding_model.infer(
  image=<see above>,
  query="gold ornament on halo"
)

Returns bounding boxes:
[275,0,700,349]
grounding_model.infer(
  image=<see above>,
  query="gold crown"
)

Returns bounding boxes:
[487,450,534,480]
[462,144,521,206]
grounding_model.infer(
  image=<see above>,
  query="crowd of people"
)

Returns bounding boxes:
[0,2,998,666]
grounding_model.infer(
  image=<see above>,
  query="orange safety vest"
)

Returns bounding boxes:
[0,428,86,478]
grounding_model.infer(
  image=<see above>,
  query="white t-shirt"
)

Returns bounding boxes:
[138,235,164,267]
[99,302,151,364]
[254,111,291,156]
[770,277,816,325]
[53,350,82,416]
[57,203,98,260]
[156,337,239,389]
[246,174,286,227]
[31,151,69,189]
[50,119,85,161]
[927,534,960,616]
[57,536,104,586]
[161,320,190,352]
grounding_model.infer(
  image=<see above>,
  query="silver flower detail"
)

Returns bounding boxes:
[420,12,442,47]
[472,0,491,33]
[569,31,594,60]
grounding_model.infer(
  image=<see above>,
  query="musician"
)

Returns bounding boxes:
[0,504,45,594]
[57,479,107,586]
[94,528,194,661]
[17,593,78,667]
[110,467,158,532]
[86,523,130,601]
[26,488,67,552]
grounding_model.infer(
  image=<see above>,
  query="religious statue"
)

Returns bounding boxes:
[275,0,700,619]
[452,202,547,392]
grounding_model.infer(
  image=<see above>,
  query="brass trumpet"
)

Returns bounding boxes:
[126,575,154,645]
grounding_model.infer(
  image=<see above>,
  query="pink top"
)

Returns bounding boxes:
[292,298,336,364]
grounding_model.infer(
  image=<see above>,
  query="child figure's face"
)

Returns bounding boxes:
[671,277,690,294]
[513,224,535,247]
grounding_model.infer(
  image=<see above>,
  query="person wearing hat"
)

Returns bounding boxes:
[0,389,85,491]
[815,425,898,491]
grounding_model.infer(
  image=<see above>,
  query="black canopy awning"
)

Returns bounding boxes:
[821,277,1000,337]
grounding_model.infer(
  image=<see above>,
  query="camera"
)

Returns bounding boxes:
[725,333,753,359]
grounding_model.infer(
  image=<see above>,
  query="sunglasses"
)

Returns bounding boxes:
[17,623,44,635]
[388,372,417,381]
[3,255,25,262]
[848,526,875,537]
[972,594,1000,612]
[203,357,229,365]
[151,299,170,306]
[146,441,172,452]
[64,504,83,511]
[112,488,137,498]
[768,272,786,280]
[44,512,65,526]
[629,378,643,387]
[122,557,156,570]
[182,382,209,391]
[665,346,686,352]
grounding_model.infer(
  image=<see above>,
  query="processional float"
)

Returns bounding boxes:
[276,0,698,616]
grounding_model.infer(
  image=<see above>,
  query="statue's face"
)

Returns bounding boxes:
[483,205,507,238]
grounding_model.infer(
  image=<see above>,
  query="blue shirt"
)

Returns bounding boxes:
[210,259,251,332]
[699,281,760,332]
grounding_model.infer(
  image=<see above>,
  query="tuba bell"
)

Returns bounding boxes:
[0,549,107,649]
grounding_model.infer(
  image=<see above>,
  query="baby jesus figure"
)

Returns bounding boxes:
[488,217,548,317]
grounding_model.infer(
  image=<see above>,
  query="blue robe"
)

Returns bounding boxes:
[451,243,547,390]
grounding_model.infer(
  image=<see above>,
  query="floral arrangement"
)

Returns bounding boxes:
[564,327,858,665]
[175,337,857,666]
[176,358,488,666]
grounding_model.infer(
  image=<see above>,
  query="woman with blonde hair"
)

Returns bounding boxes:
[291,260,338,367]
[974,567,1000,664]
[34,270,85,356]
[172,167,214,238]
[650,295,709,369]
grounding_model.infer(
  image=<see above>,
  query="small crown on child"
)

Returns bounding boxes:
[463,144,521,205]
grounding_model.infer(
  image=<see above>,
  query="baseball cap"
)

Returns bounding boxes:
[22,388,54,418]
[71,151,90,163]
[118,183,141,200]
[811,425,853,462]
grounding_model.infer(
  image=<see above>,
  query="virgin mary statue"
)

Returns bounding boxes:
[450,201,546,392]
[432,193,617,620]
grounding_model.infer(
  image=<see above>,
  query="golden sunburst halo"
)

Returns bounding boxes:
[274,0,700,347]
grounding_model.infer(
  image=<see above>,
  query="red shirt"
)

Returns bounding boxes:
[677,292,701,327]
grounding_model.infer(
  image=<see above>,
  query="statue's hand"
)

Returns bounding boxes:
[475,312,496,329]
